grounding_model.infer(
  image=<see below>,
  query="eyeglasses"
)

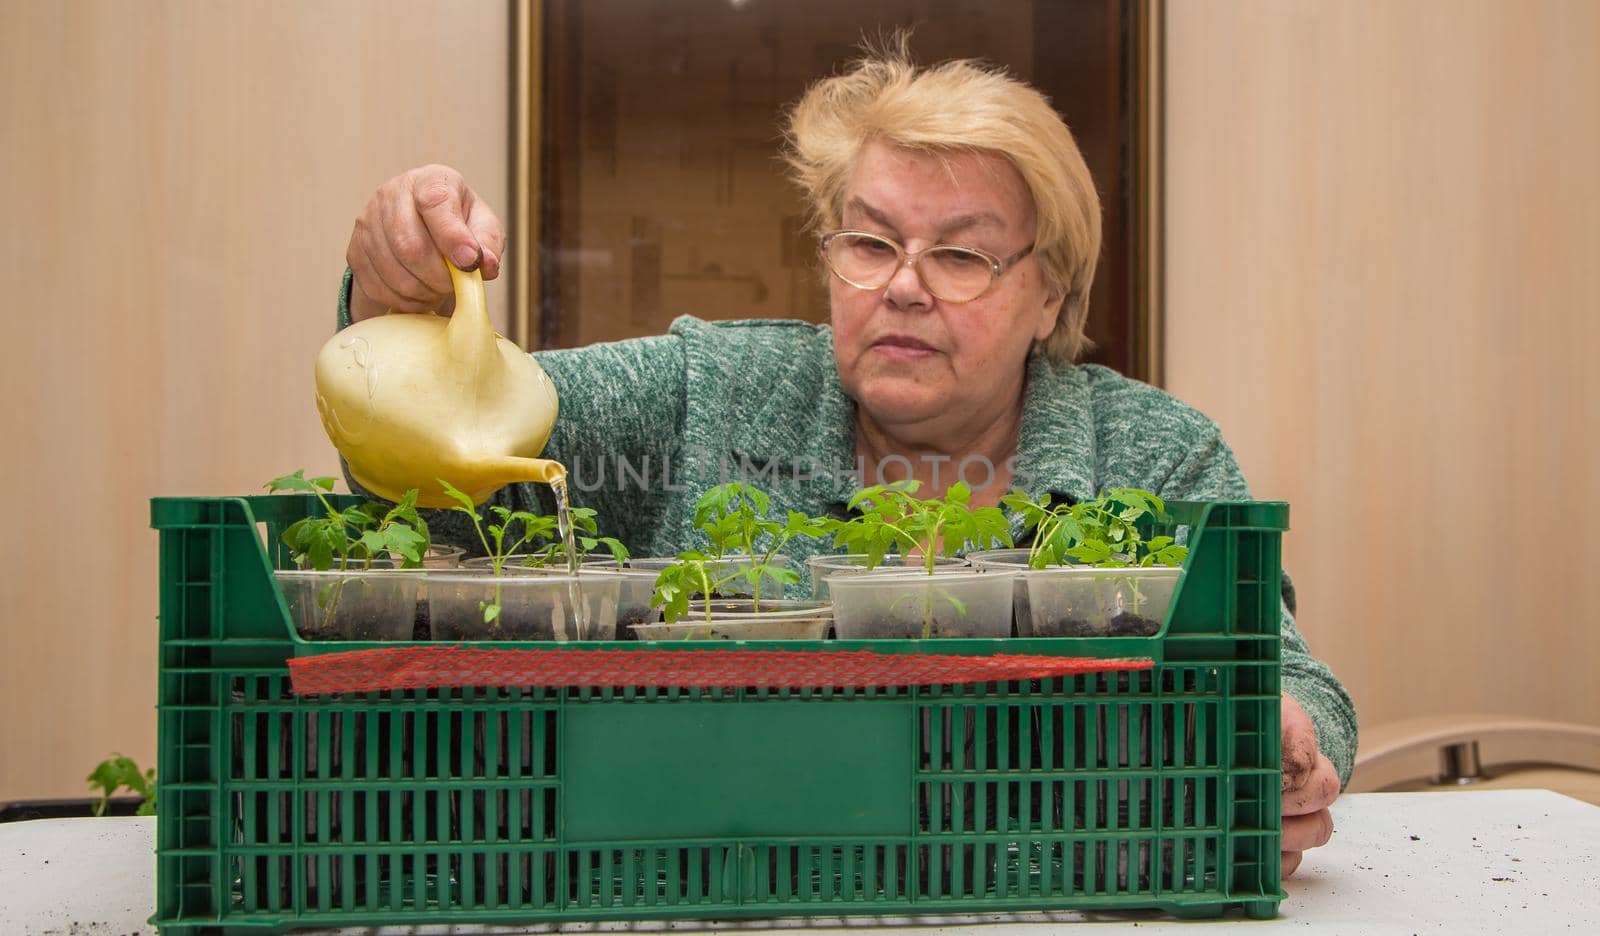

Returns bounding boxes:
[818,230,1035,303]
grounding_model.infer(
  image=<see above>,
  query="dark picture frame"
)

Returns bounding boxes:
[508,0,1162,383]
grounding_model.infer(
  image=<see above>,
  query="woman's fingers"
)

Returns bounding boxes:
[464,194,506,281]
[385,189,455,300]
[1283,806,1334,853]
[1281,692,1320,788]
[1279,694,1341,878]
[348,223,434,314]
[359,215,440,312]
[1282,808,1333,878]
[409,166,483,275]
[346,164,506,320]
[1285,751,1341,815]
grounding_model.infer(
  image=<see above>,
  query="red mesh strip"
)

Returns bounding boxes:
[287,646,1154,695]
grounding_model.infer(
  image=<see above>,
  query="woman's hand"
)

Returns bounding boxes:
[1281,692,1341,877]
[346,164,506,322]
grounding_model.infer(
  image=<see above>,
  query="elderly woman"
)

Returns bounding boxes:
[341,51,1353,877]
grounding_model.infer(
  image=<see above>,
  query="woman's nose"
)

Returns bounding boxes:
[882,256,933,311]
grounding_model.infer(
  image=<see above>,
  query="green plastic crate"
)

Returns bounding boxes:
[150,494,1287,934]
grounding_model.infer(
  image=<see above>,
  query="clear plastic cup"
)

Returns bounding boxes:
[426,570,623,641]
[966,548,1037,635]
[827,570,1016,639]
[1022,566,1181,637]
[274,569,422,641]
[805,553,967,600]
[463,553,620,572]
[627,555,793,600]
[632,599,832,641]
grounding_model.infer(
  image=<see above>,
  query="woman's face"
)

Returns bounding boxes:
[830,142,1063,437]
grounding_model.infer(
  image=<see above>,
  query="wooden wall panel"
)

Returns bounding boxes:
[0,0,509,800]
[1163,0,1600,776]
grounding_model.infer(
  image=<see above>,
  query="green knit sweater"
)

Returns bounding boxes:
[337,271,1358,783]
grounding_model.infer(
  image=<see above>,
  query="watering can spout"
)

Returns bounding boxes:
[314,259,562,508]
[436,456,568,507]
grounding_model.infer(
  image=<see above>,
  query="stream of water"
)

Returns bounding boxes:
[550,474,589,640]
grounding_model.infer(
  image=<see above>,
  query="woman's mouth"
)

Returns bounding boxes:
[870,335,937,361]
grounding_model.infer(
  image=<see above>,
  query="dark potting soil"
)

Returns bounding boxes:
[300,602,433,641]
[922,616,979,639]
[1034,616,1092,638]
[854,613,978,639]
[296,618,342,641]
[1107,612,1160,636]
[617,610,656,640]
[420,600,651,642]
[1035,613,1159,638]
[483,605,558,640]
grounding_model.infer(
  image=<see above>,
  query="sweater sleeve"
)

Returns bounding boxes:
[1158,428,1360,787]
[333,268,688,556]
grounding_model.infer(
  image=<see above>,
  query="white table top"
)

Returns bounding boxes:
[2,789,1596,935]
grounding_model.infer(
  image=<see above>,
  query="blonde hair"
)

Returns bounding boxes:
[784,44,1102,363]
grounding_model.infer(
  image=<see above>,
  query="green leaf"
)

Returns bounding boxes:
[1153,544,1188,567]
[694,483,738,527]
[280,518,313,563]
[383,489,423,530]
[305,524,339,571]
[1066,539,1113,565]
[437,478,480,514]
[592,536,630,562]
[265,469,338,496]
[1001,491,1049,530]
[356,529,391,559]
[968,506,1011,550]
[652,563,693,624]
[265,470,316,494]
[846,485,883,512]
[384,526,428,564]
[511,512,559,541]
[86,753,155,817]
[341,503,374,527]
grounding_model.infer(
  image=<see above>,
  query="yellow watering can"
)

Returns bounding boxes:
[314,260,564,507]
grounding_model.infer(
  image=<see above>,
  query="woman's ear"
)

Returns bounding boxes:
[1034,283,1068,344]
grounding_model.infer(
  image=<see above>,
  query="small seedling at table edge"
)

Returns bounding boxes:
[652,482,831,624]
[87,753,156,817]
[828,480,1012,637]
[1000,487,1188,569]
[265,470,431,571]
